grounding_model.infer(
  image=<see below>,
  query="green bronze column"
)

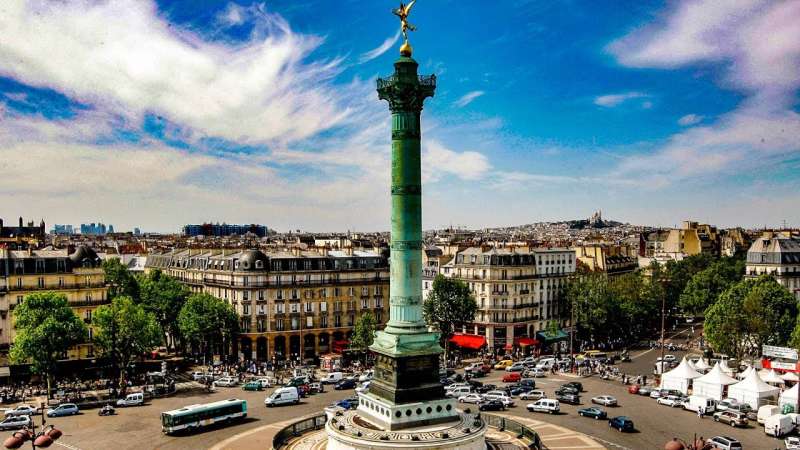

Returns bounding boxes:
[379,54,435,335]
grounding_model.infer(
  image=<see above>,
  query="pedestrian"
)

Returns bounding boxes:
[697,408,702,419]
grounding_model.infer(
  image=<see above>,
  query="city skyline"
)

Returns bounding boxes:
[1,0,798,232]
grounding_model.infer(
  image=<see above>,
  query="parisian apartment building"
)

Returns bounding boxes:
[745,231,800,300]
[426,246,576,352]
[145,248,389,362]
[0,245,108,364]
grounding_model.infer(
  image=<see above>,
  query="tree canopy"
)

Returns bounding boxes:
[350,311,377,350]
[138,269,189,349]
[93,296,161,389]
[423,275,478,359]
[678,256,745,317]
[178,293,238,360]
[10,292,88,396]
[102,258,140,301]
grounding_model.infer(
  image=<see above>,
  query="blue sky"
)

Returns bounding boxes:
[0,0,798,232]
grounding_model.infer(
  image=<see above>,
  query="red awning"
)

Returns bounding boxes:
[516,337,539,347]
[449,333,487,350]
[332,340,349,353]
[504,343,513,350]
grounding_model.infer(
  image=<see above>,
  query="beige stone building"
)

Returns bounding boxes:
[745,232,800,300]
[574,243,637,276]
[145,248,389,362]
[441,247,575,352]
[0,245,108,362]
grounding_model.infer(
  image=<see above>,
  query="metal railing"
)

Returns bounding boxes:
[272,413,327,450]
[482,413,546,450]
[271,412,545,450]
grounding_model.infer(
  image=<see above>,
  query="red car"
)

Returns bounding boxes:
[502,372,521,383]
[627,385,640,395]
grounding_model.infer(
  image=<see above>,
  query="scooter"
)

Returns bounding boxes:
[98,404,116,416]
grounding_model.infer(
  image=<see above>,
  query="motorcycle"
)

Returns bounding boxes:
[98,405,116,416]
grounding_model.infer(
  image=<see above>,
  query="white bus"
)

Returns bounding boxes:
[161,398,247,434]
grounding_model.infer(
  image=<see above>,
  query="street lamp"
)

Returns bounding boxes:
[2,403,62,449]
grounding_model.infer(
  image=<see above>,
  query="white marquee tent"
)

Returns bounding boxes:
[692,362,739,400]
[780,383,799,410]
[660,356,702,394]
[727,370,780,409]
[719,359,735,375]
[781,371,800,383]
[762,369,786,386]
[693,358,711,373]
[737,366,755,380]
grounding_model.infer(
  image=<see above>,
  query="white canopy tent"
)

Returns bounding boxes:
[693,358,711,373]
[660,357,702,394]
[781,371,800,383]
[686,358,700,372]
[737,366,755,380]
[692,362,739,401]
[727,370,780,409]
[780,383,799,410]
[762,369,786,386]
[719,359,735,375]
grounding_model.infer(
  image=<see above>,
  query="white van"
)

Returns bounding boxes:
[322,372,344,385]
[116,392,144,407]
[764,414,793,437]
[265,387,300,407]
[535,358,556,370]
[526,399,559,414]
[757,405,780,424]
[684,395,716,414]
[446,386,472,398]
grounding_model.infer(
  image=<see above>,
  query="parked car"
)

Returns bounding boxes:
[578,407,607,420]
[563,382,583,392]
[241,381,264,391]
[322,372,344,385]
[555,390,580,405]
[526,399,559,414]
[214,376,238,387]
[308,382,324,394]
[509,385,536,397]
[254,378,274,389]
[591,395,617,407]
[518,378,536,388]
[494,360,514,370]
[4,405,37,417]
[358,370,373,383]
[716,398,739,412]
[506,362,526,372]
[712,410,748,428]
[637,386,652,396]
[335,379,357,390]
[478,400,505,411]
[663,355,676,362]
[458,394,484,404]
[502,372,521,383]
[523,368,547,378]
[657,395,684,407]
[483,391,514,407]
[116,392,144,407]
[649,389,664,399]
[265,387,300,407]
[476,384,497,394]
[519,390,547,401]
[558,384,580,395]
[706,435,742,450]
[608,416,634,432]
[47,403,79,417]
[785,436,800,450]
[0,415,31,431]
[355,382,370,394]
[191,371,208,381]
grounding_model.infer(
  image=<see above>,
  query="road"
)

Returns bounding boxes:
[30,348,784,450]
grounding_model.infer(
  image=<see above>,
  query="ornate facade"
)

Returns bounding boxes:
[145,248,389,362]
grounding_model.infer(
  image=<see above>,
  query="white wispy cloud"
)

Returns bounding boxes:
[608,0,800,185]
[453,91,485,108]
[678,114,704,126]
[0,0,350,145]
[593,91,649,107]
[359,30,402,63]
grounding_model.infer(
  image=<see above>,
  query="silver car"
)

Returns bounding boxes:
[47,403,79,417]
[0,415,31,431]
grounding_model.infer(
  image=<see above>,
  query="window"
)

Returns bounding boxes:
[258,290,264,301]
[36,260,45,273]
[348,287,355,297]
[334,315,342,327]
[305,302,313,313]
[320,315,328,327]
[37,277,45,288]
[306,316,313,328]
[255,260,264,269]
[16,296,22,304]
[361,299,369,309]
[290,317,299,330]
[257,304,265,315]
[275,303,285,314]
[290,302,299,313]
[242,291,249,301]
[305,290,312,299]
[291,289,298,299]
[85,310,92,321]
[376,312,382,323]
[320,289,327,298]
[58,277,64,288]
[321,302,328,312]
[16,278,22,288]
[348,315,354,327]
[257,319,265,332]
[243,304,250,315]
[375,297,382,308]
[276,318,284,331]
[334,287,341,297]
[361,287,369,296]
[88,328,93,340]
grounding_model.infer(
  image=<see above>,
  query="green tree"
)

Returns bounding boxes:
[679,256,744,316]
[564,273,618,345]
[102,258,140,301]
[10,292,88,398]
[663,253,713,314]
[138,270,189,350]
[705,275,796,359]
[93,296,161,391]
[423,275,478,362]
[351,311,377,350]
[178,293,239,362]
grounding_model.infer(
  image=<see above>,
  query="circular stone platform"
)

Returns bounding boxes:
[326,410,486,450]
